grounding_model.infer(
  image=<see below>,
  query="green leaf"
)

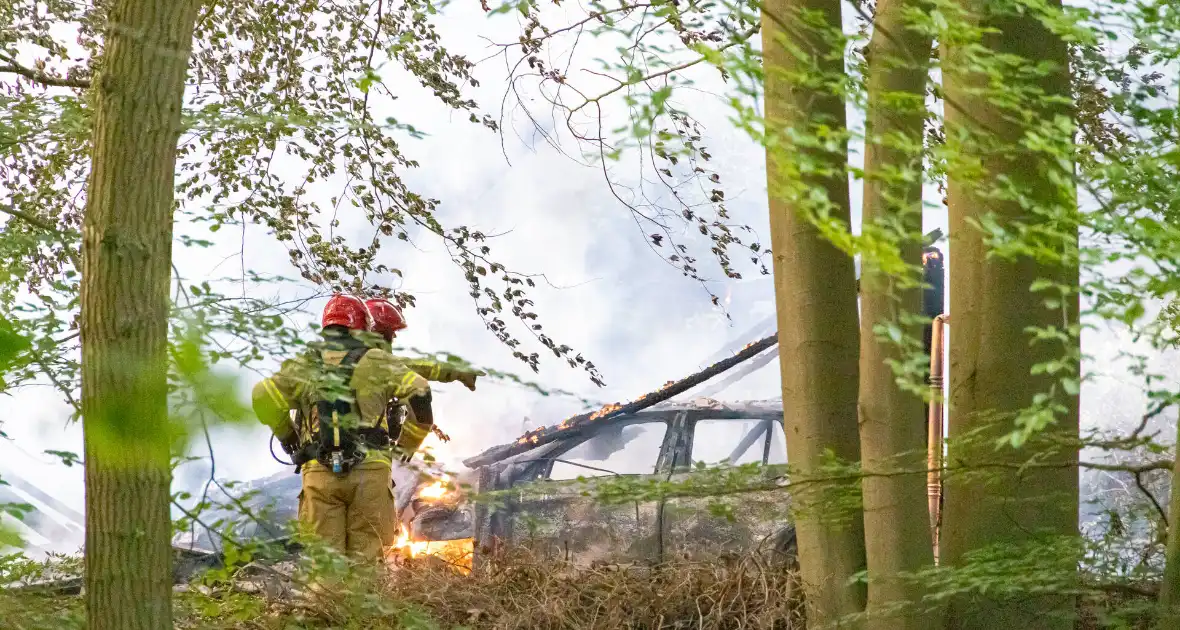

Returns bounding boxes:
[1060,378,1080,396]
[1124,301,1145,324]
[356,67,381,93]
[45,450,81,467]
[0,323,32,375]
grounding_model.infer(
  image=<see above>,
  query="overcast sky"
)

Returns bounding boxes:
[1,0,1172,555]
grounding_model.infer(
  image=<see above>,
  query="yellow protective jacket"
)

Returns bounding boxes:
[252,330,475,468]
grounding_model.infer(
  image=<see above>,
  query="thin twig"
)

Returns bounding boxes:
[568,26,759,116]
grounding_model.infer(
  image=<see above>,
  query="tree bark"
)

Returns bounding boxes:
[940,0,1079,628]
[762,0,867,626]
[81,1,200,629]
[858,1,935,628]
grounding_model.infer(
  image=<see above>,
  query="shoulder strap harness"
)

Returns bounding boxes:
[293,345,393,474]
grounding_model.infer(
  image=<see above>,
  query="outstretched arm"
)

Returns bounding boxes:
[401,357,484,391]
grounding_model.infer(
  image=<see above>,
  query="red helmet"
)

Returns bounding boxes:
[322,294,371,331]
[365,298,407,341]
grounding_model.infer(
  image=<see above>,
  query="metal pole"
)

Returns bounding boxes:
[927,314,948,563]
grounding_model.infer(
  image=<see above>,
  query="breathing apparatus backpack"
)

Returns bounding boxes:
[292,345,398,474]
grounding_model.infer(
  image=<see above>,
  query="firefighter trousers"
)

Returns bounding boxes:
[298,462,397,560]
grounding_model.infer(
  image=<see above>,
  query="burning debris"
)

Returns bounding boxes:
[588,402,622,421]
[174,317,858,588]
[468,333,780,468]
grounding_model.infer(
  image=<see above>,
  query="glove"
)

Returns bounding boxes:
[279,434,301,459]
[395,447,414,464]
[459,370,484,391]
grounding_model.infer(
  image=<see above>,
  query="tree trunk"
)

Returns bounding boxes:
[762,0,866,626]
[81,1,200,628]
[1157,421,1180,625]
[940,0,1079,628]
[858,1,935,628]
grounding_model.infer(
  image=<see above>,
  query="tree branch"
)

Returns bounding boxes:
[0,62,91,89]
[0,204,66,236]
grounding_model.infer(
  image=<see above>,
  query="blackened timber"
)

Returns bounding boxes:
[463,333,780,468]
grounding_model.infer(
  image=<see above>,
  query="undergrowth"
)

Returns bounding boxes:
[0,547,805,630]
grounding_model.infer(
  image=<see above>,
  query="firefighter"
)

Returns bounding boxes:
[251,294,451,560]
[364,297,482,455]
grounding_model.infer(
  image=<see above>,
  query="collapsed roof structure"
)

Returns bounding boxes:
[463,333,780,469]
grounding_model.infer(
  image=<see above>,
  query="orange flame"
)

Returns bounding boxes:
[388,526,474,574]
[589,402,622,421]
[391,525,430,557]
[417,477,451,501]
